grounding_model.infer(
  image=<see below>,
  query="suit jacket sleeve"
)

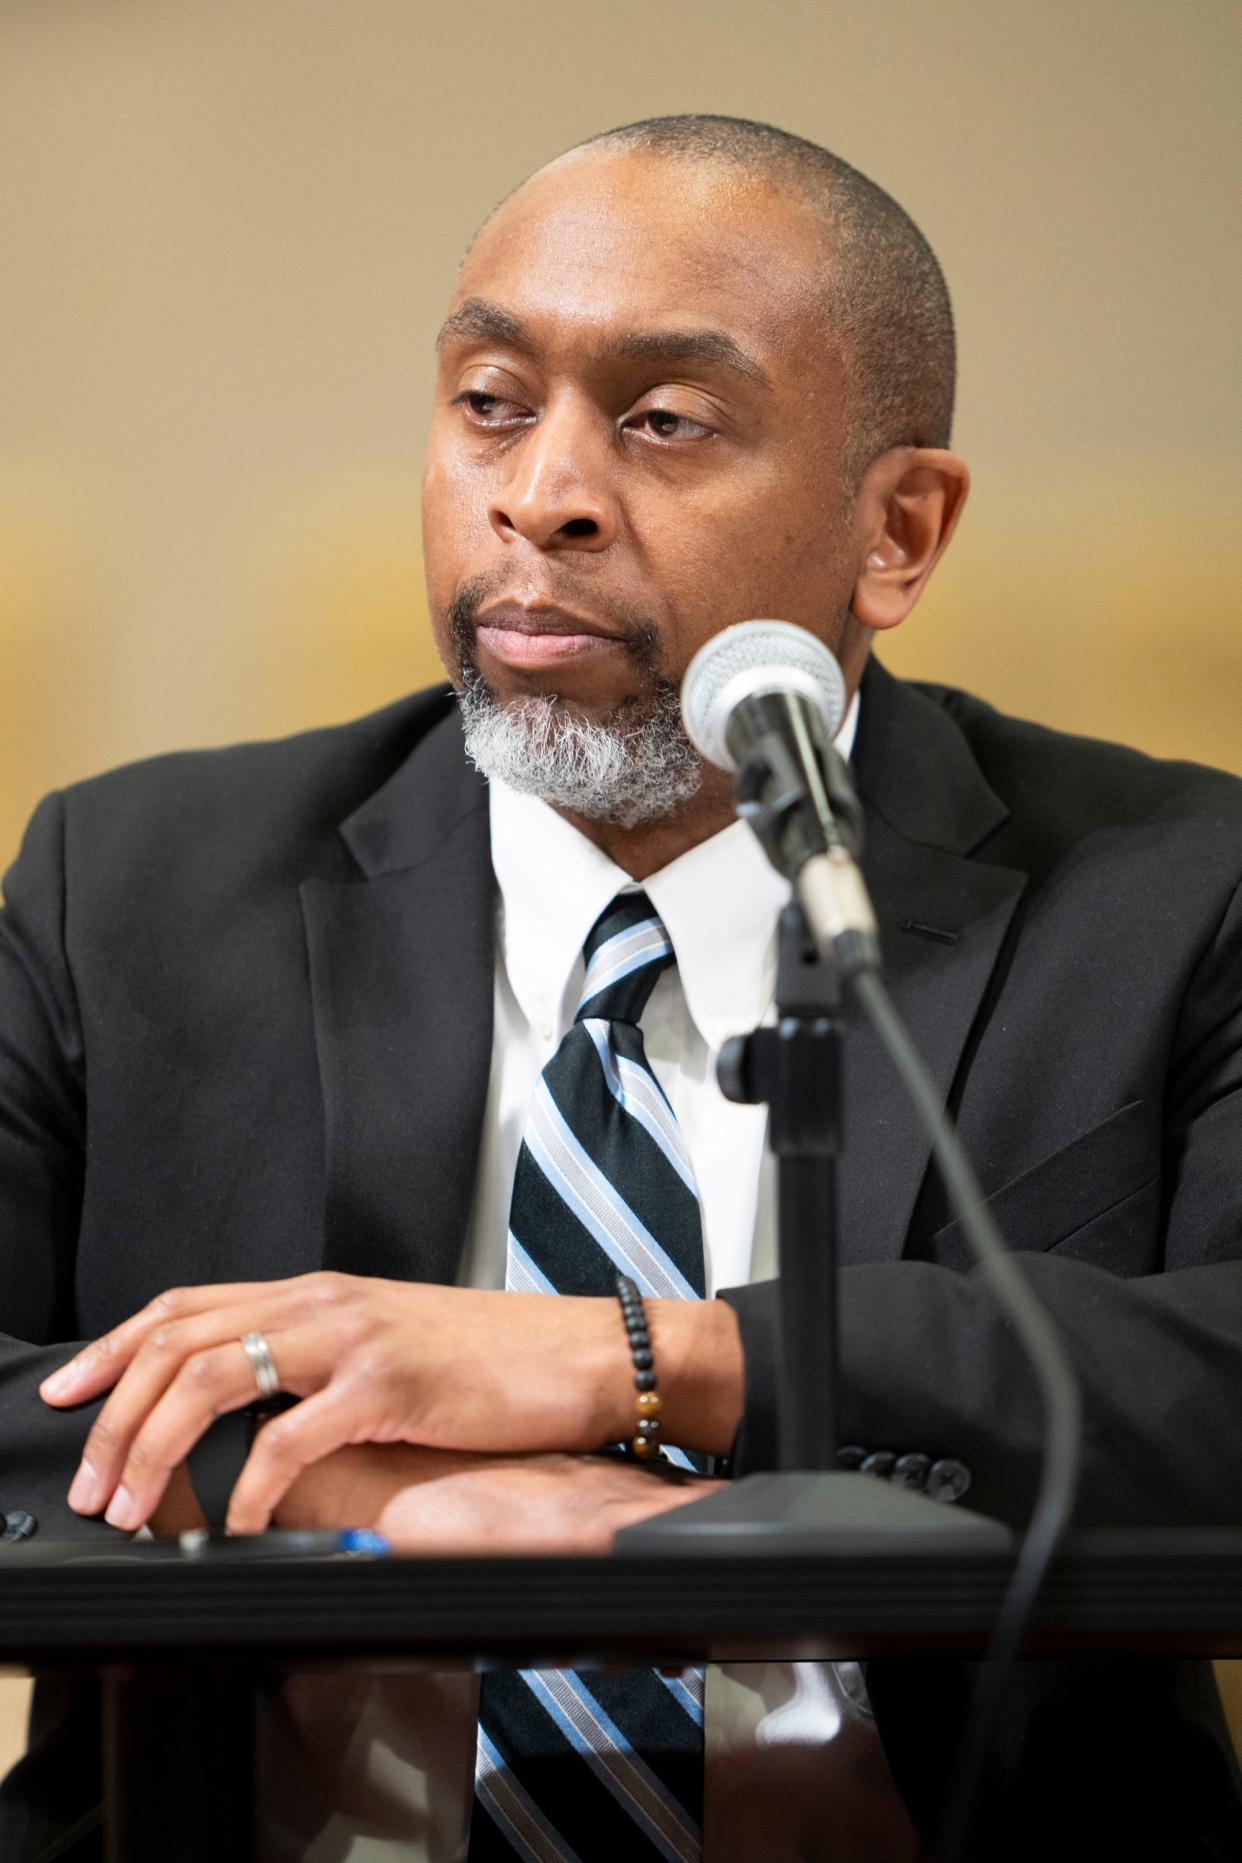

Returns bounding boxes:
[720,874,1242,1528]
[0,793,111,1538]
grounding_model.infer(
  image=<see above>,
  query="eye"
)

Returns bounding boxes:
[451,390,531,429]
[627,407,714,444]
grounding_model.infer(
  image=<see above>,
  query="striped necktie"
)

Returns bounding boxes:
[470,892,706,1863]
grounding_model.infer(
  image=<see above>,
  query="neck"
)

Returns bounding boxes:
[553,761,740,881]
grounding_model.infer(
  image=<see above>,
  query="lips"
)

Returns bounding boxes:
[477,603,619,639]
[474,602,625,669]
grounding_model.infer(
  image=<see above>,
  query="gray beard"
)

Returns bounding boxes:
[455,667,703,828]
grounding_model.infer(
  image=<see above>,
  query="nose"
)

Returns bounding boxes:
[489,397,618,553]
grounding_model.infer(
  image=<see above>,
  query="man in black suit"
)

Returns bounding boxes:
[5,115,1242,1857]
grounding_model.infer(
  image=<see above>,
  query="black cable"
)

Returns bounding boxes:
[849,968,1082,1862]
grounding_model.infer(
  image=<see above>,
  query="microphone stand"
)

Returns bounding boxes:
[720,899,844,1473]
[616,898,1010,1554]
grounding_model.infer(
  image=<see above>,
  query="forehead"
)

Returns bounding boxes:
[448,149,832,370]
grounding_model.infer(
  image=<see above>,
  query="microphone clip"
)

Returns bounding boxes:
[731,693,864,880]
[730,694,880,979]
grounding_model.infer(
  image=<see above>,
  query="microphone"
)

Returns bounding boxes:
[681,622,1082,1854]
[681,620,881,977]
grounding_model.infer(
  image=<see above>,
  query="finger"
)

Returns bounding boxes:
[105,1320,360,1530]
[42,1270,365,1407]
[101,1337,290,1531]
[68,1299,318,1518]
[225,1386,357,1535]
[40,1277,317,1407]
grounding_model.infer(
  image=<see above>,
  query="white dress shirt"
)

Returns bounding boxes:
[461,690,858,1299]
[264,691,919,1862]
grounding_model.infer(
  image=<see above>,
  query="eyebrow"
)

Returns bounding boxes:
[435,296,772,391]
[436,298,527,351]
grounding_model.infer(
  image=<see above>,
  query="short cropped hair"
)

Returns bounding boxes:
[572,114,956,484]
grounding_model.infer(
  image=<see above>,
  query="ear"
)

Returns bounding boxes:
[849,448,970,634]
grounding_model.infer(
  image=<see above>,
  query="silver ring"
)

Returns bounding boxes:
[239,1330,280,1399]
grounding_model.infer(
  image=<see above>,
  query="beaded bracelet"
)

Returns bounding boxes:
[615,1273,665,1460]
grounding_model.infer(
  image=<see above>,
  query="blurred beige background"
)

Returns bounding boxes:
[0,0,1239,1780]
[0,0,1239,875]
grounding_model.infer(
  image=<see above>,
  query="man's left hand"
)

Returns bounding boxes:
[40,1271,743,1532]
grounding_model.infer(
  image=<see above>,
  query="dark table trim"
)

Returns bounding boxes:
[4,1528,1242,1670]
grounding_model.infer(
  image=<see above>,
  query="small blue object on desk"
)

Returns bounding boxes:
[177,1527,390,1559]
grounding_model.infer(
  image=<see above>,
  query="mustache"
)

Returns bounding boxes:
[446,575,661,679]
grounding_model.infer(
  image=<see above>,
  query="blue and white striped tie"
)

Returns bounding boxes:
[470,892,706,1863]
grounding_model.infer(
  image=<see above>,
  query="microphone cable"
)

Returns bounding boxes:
[848,966,1082,1862]
[682,619,1084,1855]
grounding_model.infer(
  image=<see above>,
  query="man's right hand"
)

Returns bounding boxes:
[275,1440,722,1555]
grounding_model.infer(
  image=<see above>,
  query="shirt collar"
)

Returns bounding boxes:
[488,687,859,1050]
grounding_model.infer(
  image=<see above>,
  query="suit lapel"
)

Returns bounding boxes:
[301,706,495,1284]
[298,665,1027,1283]
[835,664,1027,1264]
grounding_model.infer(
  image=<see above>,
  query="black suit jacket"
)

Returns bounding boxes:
[2,659,1242,1858]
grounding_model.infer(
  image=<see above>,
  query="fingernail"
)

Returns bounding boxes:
[67,1460,105,1514]
[105,1486,139,1530]
[41,1365,77,1401]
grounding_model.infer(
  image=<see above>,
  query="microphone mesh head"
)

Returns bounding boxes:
[681,620,848,771]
